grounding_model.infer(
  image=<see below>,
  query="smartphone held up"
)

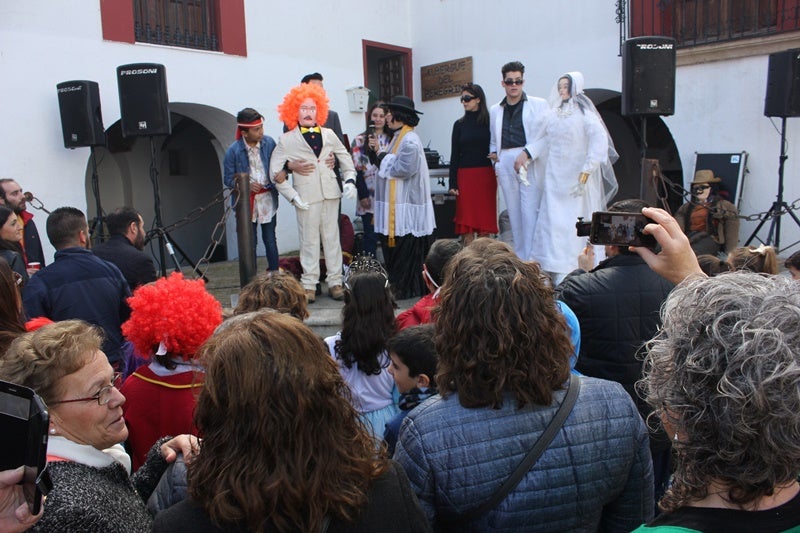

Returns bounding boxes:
[576,211,657,248]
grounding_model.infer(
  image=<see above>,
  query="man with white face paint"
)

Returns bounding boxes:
[270,83,357,303]
[488,61,550,262]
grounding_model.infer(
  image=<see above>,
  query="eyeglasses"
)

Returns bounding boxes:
[50,373,123,406]
[460,95,476,103]
[692,185,711,191]
[299,106,317,112]
[503,79,524,86]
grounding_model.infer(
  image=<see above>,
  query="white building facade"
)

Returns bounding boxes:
[1,0,798,263]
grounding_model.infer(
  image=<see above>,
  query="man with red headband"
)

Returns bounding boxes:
[271,84,357,302]
[223,107,282,271]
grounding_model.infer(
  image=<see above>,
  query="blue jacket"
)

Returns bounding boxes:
[394,376,653,532]
[222,137,278,207]
[22,247,131,364]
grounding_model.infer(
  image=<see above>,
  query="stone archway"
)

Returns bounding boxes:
[84,103,236,269]
[586,89,683,211]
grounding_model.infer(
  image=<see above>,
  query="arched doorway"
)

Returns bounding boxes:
[84,103,235,271]
[586,89,683,212]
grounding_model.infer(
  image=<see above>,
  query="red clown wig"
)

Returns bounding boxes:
[122,273,222,360]
[277,83,330,130]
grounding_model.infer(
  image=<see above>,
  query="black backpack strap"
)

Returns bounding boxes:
[443,374,581,527]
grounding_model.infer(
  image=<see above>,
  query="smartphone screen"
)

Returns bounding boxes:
[0,382,49,514]
[590,211,656,248]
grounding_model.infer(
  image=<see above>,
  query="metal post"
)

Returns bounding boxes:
[235,172,256,286]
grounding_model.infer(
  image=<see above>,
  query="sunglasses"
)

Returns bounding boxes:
[692,185,711,191]
[504,79,524,86]
[460,95,476,103]
[13,271,22,286]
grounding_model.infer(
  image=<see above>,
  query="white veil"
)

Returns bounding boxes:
[549,71,619,206]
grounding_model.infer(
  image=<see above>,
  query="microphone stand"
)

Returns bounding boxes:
[88,145,107,245]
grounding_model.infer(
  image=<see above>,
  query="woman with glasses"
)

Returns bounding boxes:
[0,320,197,532]
[675,170,740,256]
[0,205,28,285]
[531,71,619,286]
[325,255,399,441]
[0,257,25,355]
[448,84,497,245]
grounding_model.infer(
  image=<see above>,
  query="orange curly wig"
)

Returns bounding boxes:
[277,83,329,130]
[122,273,222,360]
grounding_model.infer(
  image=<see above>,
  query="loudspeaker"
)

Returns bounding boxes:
[764,48,800,118]
[116,63,171,137]
[431,193,456,239]
[56,81,106,148]
[622,37,676,116]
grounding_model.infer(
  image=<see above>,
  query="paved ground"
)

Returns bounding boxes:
[185,258,418,338]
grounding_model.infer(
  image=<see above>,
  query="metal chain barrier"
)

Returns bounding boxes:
[661,177,800,222]
[144,187,239,281]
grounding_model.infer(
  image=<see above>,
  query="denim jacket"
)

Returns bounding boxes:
[222,137,278,207]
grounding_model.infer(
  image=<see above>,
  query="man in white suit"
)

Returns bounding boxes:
[270,83,357,302]
[488,60,550,261]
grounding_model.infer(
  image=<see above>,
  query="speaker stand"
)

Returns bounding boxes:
[637,115,649,198]
[744,117,800,251]
[87,146,107,245]
[145,136,208,281]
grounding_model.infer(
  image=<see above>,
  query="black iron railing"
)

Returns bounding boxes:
[630,0,800,48]
[134,0,218,52]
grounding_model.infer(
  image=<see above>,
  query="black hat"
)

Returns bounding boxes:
[386,95,423,115]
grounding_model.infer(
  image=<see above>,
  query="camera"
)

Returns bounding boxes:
[0,380,52,514]
[576,211,657,248]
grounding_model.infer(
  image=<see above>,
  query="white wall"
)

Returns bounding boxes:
[408,0,624,163]
[0,1,411,261]
[2,0,798,259]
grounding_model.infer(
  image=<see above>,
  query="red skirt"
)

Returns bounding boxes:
[453,166,498,235]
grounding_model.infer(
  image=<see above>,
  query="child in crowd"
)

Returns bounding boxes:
[233,270,309,320]
[727,244,778,274]
[384,324,438,455]
[396,239,462,330]
[697,253,732,276]
[785,250,800,280]
[325,255,399,441]
[120,273,222,470]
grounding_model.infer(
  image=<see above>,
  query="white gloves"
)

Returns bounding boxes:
[342,181,357,200]
[292,196,310,211]
[517,162,530,187]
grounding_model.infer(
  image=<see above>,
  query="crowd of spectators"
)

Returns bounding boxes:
[2,196,800,533]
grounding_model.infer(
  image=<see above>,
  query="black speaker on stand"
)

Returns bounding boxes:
[56,80,108,243]
[621,36,677,202]
[116,63,200,278]
[745,49,800,251]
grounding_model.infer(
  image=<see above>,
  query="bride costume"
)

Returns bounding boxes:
[531,71,618,284]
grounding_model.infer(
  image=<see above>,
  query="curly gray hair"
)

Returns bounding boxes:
[640,272,800,512]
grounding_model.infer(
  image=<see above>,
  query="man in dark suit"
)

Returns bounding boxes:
[93,206,157,290]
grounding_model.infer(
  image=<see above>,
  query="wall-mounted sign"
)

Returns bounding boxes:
[421,56,473,101]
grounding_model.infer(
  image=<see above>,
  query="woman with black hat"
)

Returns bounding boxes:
[376,96,436,299]
[675,169,739,256]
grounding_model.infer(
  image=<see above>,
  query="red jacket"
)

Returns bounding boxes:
[121,364,203,470]
[396,292,437,330]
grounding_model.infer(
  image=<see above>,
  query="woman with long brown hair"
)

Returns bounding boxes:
[0,257,25,355]
[152,311,430,532]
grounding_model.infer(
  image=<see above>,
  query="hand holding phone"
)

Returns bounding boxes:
[588,211,657,248]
